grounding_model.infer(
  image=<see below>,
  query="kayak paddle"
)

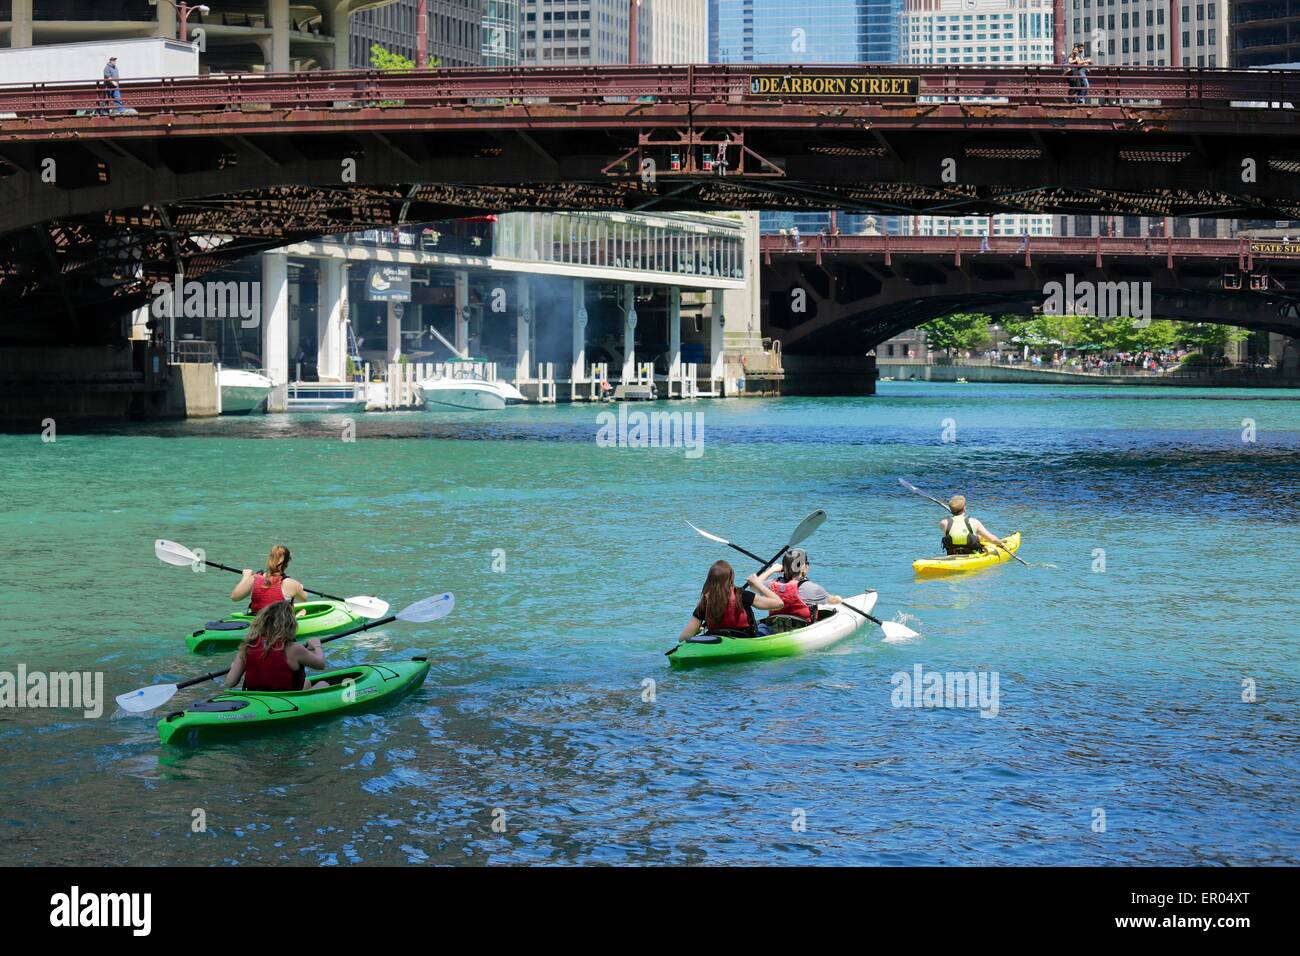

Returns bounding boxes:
[836,595,919,642]
[688,509,827,585]
[116,591,455,714]
[897,480,1031,568]
[154,538,391,618]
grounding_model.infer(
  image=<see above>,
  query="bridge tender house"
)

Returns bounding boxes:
[749,74,919,98]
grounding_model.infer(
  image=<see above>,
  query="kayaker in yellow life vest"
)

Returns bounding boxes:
[940,496,1007,555]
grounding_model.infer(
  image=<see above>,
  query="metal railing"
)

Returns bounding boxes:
[169,339,218,364]
[761,233,1300,266]
[0,64,1297,120]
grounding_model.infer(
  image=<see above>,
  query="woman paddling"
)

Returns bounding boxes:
[677,560,783,642]
[223,600,327,691]
[231,544,308,612]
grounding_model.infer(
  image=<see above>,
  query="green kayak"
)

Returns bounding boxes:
[157,657,431,745]
[185,600,363,655]
[667,590,874,667]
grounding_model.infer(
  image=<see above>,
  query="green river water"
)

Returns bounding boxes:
[1,382,1296,865]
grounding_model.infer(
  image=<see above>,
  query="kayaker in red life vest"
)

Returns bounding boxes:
[230,544,308,613]
[940,496,1007,556]
[223,600,327,691]
[677,559,783,641]
[757,548,843,630]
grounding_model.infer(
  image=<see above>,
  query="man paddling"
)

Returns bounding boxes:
[940,496,1007,555]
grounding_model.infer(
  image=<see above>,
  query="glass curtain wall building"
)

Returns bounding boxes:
[709,0,905,235]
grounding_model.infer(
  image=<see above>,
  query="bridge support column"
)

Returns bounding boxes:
[622,283,637,383]
[269,0,291,70]
[386,301,402,362]
[667,286,682,382]
[454,270,470,356]
[10,1,32,48]
[330,1,353,69]
[261,251,289,411]
[155,1,177,40]
[318,258,347,381]
[570,279,586,384]
[515,275,532,382]
[710,290,725,394]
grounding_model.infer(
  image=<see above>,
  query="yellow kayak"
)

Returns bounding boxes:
[912,531,1022,576]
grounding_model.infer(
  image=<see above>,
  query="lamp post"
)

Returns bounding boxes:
[629,0,641,64]
[157,1,211,42]
[178,4,209,42]
[416,0,428,68]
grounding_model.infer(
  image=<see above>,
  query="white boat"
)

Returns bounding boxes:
[285,382,368,413]
[219,368,274,414]
[419,377,526,411]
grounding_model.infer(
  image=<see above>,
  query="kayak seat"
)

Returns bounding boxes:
[201,621,250,632]
[763,615,809,633]
[188,698,252,713]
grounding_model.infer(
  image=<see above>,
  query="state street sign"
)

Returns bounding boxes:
[1249,240,1299,256]
[367,264,411,302]
[748,74,920,99]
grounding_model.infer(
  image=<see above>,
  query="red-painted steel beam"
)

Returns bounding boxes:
[758,235,1300,259]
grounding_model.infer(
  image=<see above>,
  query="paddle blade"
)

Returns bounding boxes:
[898,479,921,495]
[154,538,201,568]
[880,621,920,643]
[116,682,179,714]
[343,595,390,619]
[787,509,827,547]
[686,521,729,546]
[395,592,455,623]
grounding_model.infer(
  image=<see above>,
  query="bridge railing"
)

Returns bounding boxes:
[0,65,1297,120]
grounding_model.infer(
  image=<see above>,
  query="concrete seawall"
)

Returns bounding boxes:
[877,363,1300,388]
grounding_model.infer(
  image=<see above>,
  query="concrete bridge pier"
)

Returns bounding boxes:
[454,271,470,355]
[516,275,533,381]
[261,251,290,411]
[385,301,402,362]
[710,290,725,393]
[667,286,682,383]
[570,279,587,385]
[318,258,348,381]
[622,284,637,383]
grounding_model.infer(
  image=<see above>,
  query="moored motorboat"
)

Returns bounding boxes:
[419,377,525,411]
[218,368,274,414]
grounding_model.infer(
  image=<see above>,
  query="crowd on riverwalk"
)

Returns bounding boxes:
[959,348,1194,374]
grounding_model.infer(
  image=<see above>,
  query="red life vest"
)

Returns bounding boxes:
[768,579,811,622]
[242,637,304,692]
[712,588,754,634]
[249,572,286,613]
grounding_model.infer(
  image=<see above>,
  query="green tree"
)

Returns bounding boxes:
[1130,319,1179,353]
[1176,322,1248,358]
[923,312,991,354]
[370,44,417,72]
[1032,313,1084,350]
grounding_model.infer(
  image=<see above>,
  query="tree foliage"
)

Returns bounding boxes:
[923,312,991,352]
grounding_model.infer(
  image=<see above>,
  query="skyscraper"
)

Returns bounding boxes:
[901,0,1054,239]
[709,0,906,234]
[350,0,485,68]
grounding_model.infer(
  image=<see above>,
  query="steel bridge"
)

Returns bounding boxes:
[0,63,1299,335]
[760,234,1300,354]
